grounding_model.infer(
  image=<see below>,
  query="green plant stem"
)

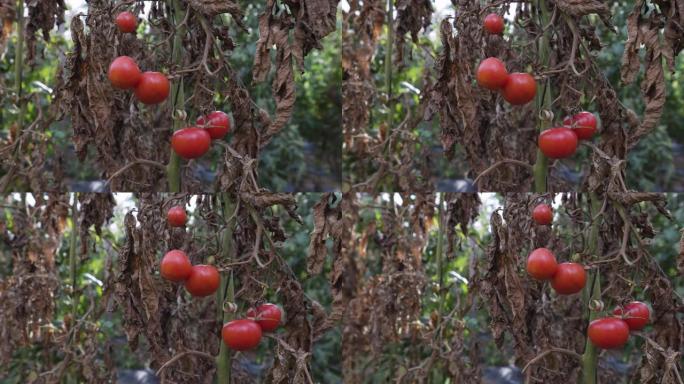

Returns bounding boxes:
[581,192,603,384]
[432,199,446,383]
[533,0,553,192]
[15,0,25,131]
[69,195,79,319]
[384,0,393,127]
[216,193,236,384]
[166,0,186,192]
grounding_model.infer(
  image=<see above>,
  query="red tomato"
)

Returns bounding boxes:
[171,127,211,160]
[550,262,586,295]
[222,319,262,351]
[613,301,650,331]
[160,250,192,282]
[167,205,187,227]
[563,111,597,140]
[587,317,630,349]
[246,303,283,332]
[476,58,508,90]
[184,265,220,297]
[134,71,170,104]
[483,13,504,35]
[526,248,558,280]
[115,11,137,33]
[538,127,578,159]
[502,73,536,105]
[532,203,553,225]
[197,111,231,140]
[108,56,141,90]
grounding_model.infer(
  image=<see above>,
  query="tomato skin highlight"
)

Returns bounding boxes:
[184,265,220,297]
[483,13,504,35]
[160,250,192,282]
[134,72,170,104]
[502,73,536,105]
[587,317,630,349]
[108,56,142,90]
[167,206,187,227]
[222,319,262,351]
[538,127,578,159]
[247,303,283,332]
[115,11,137,33]
[197,111,231,140]
[171,127,212,160]
[564,111,597,140]
[526,248,558,280]
[550,262,586,295]
[613,301,650,331]
[476,58,509,90]
[532,203,553,225]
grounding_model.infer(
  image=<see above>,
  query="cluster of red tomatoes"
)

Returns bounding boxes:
[527,203,587,294]
[160,206,220,296]
[108,11,170,105]
[538,112,598,159]
[172,111,231,160]
[222,304,283,351]
[528,203,652,349]
[477,14,536,105]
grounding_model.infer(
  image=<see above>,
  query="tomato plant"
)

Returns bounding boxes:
[563,111,597,140]
[526,248,558,280]
[115,11,137,33]
[587,317,630,349]
[167,206,187,227]
[538,127,578,159]
[171,127,211,160]
[197,111,231,140]
[134,71,170,105]
[222,319,263,351]
[501,73,536,105]
[184,265,220,297]
[247,303,282,332]
[483,13,504,35]
[160,250,192,282]
[107,56,141,90]
[476,58,508,90]
[550,262,586,295]
[532,203,553,225]
[613,301,650,331]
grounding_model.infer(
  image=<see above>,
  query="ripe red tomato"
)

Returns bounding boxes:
[222,319,262,351]
[532,203,553,225]
[184,265,220,297]
[483,13,504,35]
[108,56,141,90]
[160,250,192,282]
[171,127,211,160]
[134,72,170,104]
[502,73,536,105]
[613,301,650,331]
[247,303,283,332]
[167,205,187,227]
[476,58,508,90]
[538,127,578,159]
[563,111,597,140]
[115,11,137,33]
[550,262,586,295]
[197,111,231,140]
[587,317,630,349]
[526,248,558,280]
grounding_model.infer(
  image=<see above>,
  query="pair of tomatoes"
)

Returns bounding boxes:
[222,304,283,351]
[588,301,650,349]
[171,111,231,160]
[538,112,598,159]
[160,250,220,297]
[108,56,170,104]
[532,203,553,225]
[526,248,586,295]
[476,58,537,105]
